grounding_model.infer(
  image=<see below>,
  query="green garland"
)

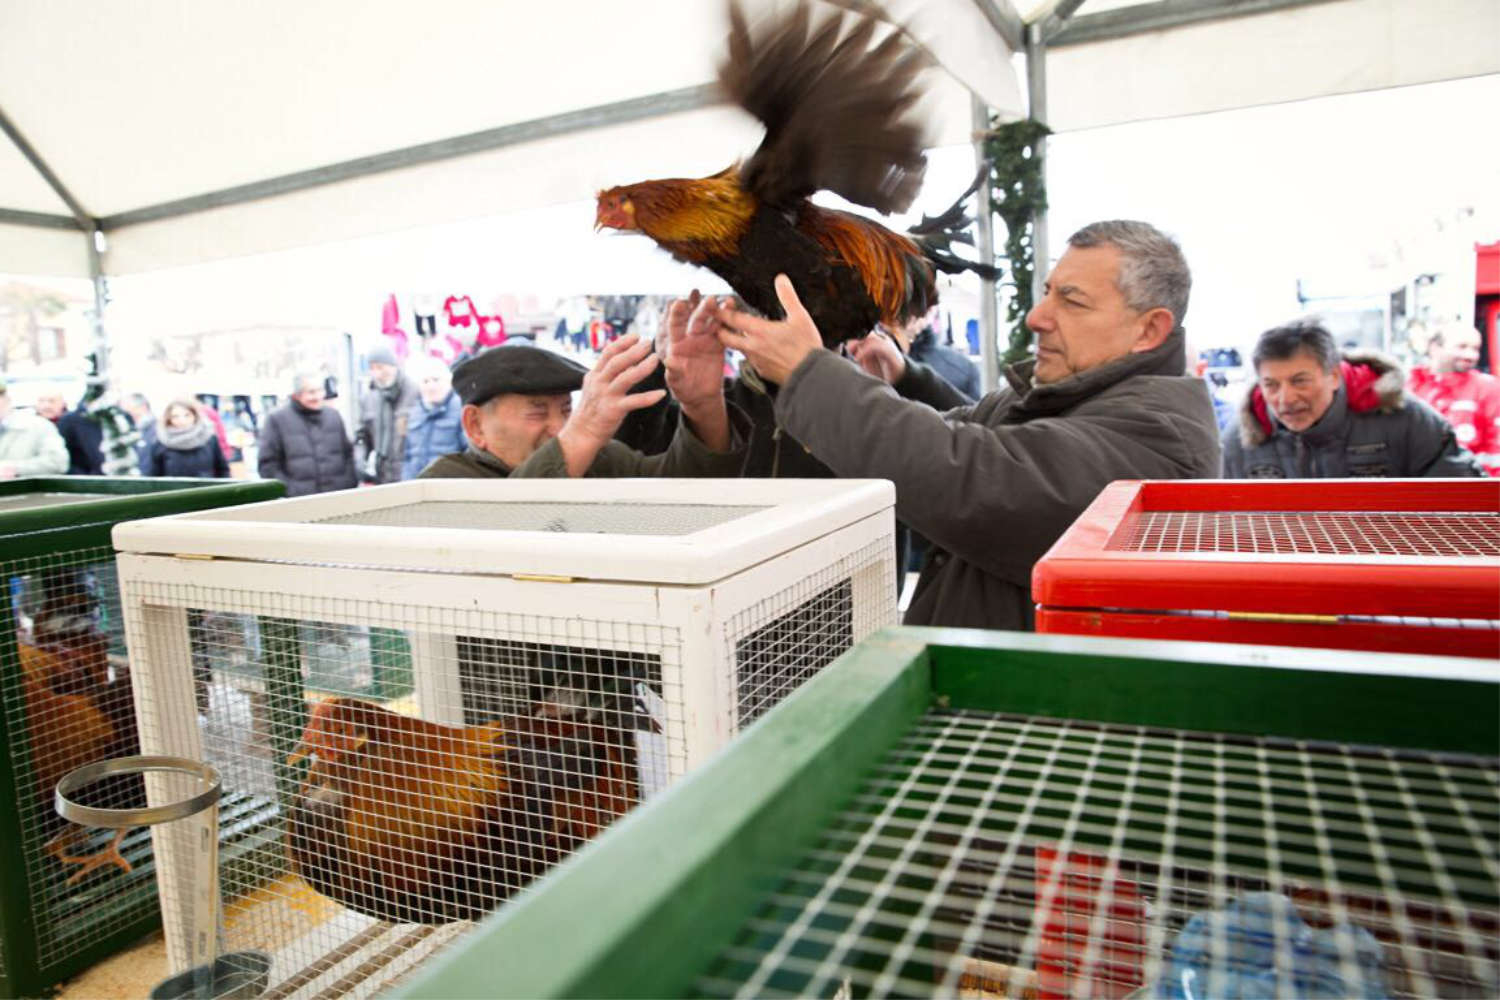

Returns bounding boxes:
[982,118,1051,364]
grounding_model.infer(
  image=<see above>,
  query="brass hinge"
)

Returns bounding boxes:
[512,573,575,583]
[1225,611,1339,625]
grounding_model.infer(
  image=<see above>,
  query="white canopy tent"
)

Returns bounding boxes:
[4,0,1496,278]
[1,0,1496,390]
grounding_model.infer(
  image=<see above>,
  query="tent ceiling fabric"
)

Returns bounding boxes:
[0,0,1021,277]
[1046,0,1500,132]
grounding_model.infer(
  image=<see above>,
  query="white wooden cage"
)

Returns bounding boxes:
[112,478,896,997]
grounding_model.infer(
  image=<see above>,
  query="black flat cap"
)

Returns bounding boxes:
[451,344,589,407]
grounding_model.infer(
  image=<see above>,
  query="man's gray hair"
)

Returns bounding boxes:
[290,371,323,394]
[1067,220,1191,327]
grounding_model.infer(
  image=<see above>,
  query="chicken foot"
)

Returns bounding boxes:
[45,826,134,885]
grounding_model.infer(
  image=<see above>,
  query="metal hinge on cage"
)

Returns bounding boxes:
[1225,611,1340,624]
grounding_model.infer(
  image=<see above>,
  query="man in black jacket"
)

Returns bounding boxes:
[257,373,358,496]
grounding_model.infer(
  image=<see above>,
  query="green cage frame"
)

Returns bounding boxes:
[0,477,283,999]
[393,627,1498,999]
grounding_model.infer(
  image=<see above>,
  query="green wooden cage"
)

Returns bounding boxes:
[0,477,282,999]
[395,628,1499,1000]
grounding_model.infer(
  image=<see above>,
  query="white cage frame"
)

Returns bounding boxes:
[112,478,896,987]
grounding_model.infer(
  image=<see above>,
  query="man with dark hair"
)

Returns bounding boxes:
[1408,320,1500,476]
[714,219,1221,631]
[1223,318,1483,478]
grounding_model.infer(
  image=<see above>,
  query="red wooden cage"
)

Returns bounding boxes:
[1033,479,1500,658]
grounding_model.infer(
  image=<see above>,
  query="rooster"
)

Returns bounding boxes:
[595,0,997,348]
[18,576,142,885]
[284,696,637,924]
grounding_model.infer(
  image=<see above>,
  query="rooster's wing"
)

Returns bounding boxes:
[718,0,930,214]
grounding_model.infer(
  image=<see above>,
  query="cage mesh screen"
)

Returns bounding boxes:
[310,500,769,536]
[698,710,1500,999]
[728,539,896,729]
[0,545,161,974]
[0,491,117,513]
[1109,510,1500,557]
[124,580,686,999]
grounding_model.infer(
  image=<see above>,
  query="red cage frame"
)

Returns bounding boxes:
[1033,480,1500,658]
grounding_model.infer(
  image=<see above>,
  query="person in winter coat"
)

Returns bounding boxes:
[1407,321,1500,476]
[147,398,230,478]
[258,373,358,496]
[900,308,981,401]
[1223,319,1484,479]
[402,355,467,479]
[35,389,105,475]
[354,347,418,485]
[0,380,68,478]
[714,220,1222,632]
[121,392,157,474]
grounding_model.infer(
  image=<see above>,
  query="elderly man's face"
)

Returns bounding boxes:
[1431,327,1482,374]
[418,371,451,407]
[292,381,326,410]
[1026,245,1167,385]
[34,392,66,420]
[369,362,398,388]
[463,393,571,468]
[1256,349,1340,433]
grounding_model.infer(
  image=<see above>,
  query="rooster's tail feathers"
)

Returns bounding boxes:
[907,165,1001,283]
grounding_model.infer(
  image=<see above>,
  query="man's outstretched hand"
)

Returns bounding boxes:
[714,275,824,385]
[556,334,666,476]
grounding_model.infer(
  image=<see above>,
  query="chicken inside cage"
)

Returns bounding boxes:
[11,564,147,887]
[165,605,680,998]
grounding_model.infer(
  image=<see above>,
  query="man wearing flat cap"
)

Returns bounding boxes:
[419,296,743,478]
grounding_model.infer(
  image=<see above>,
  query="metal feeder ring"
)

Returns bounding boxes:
[56,755,221,829]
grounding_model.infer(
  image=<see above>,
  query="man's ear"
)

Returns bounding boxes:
[459,404,482,447]
[1132,307,1175,353]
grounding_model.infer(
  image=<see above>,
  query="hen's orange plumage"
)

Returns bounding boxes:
[285,697,637,923]
[19,628,140,884]
[596,1,995,347]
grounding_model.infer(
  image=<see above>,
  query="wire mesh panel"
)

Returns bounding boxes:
[312,500,769,535]
[729,539,894,728]
[1034,480,1500,658]
[697,710,1499,999]
[125,578,684,999]
[387,630,1499,1000]
[0,477,281,999]
[114,479,897,996]
[0,546,157,974]
[1110,510,1500,557]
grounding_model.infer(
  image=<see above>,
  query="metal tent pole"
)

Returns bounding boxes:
[971,96,1000,393]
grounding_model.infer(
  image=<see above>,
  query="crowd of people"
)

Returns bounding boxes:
[2,217,1493,632]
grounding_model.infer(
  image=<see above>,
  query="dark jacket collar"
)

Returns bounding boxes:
[1002,329,1189,420]
[464,445,513,475]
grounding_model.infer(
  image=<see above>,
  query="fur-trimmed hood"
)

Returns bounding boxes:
[1238,348,1406,448]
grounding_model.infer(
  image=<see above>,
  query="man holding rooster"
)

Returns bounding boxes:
[716,219,1223,632]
